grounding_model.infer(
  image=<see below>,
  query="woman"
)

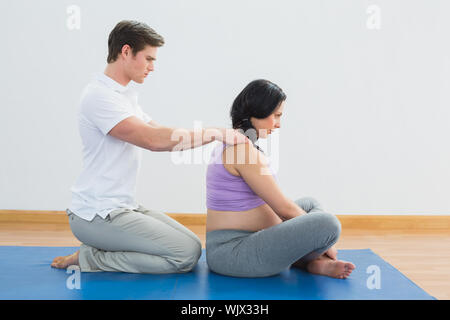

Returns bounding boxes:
[205,79,356,278]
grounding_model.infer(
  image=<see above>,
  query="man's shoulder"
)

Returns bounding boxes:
[79,79,124,109]
[81,79,114,99]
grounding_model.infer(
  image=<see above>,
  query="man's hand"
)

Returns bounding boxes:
[215,128,250,145]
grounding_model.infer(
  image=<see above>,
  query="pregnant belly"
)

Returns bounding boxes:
[206,203,283,232]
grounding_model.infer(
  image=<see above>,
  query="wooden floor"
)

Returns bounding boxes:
[0,222,449,300]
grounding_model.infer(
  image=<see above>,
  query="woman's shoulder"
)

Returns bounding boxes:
[223,141,257,152]
[222,141,255,156]
[222,142,268,167]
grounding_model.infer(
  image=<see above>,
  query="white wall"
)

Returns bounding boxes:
[1,0,449,214]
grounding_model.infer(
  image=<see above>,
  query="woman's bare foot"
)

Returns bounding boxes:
[325,245,338,260]
[51,250,80,269]
[306,255,355,279]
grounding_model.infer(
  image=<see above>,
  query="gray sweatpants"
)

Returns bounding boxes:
[206,197,341,277]
[67,205,202,274]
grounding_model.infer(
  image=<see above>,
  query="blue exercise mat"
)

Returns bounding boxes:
[0,246,435,300]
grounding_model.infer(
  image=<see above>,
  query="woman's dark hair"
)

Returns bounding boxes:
[230,79,286,151]
[107,20,165,63]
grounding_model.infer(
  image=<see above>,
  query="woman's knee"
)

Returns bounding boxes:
[315,212,341,244]
[294,196,322,213]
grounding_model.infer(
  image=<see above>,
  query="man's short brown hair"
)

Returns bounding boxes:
[107,20,165,63]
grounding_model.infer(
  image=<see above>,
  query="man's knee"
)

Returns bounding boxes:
[176,239,202,273]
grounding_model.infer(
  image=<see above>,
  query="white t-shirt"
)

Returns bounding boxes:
[69,72,152,221]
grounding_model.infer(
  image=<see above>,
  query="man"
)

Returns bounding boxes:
[51,20,248,273]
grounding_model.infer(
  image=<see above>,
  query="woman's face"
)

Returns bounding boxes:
[250,101,284,139]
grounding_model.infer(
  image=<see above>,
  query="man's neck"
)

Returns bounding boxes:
[104,63,131,87]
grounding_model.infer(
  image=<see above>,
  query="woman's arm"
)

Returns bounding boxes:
[231,143,307,220]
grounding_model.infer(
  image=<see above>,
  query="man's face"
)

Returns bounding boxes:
[124,45,158,84]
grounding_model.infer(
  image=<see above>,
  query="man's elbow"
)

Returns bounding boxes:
[147,140,168,152]
[146,137,177,152]
[145,127,179,152]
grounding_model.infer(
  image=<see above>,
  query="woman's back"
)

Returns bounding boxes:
[206,142,283,232]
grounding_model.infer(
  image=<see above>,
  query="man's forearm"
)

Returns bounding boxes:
[172,127,222,151]
[151,126,222,152]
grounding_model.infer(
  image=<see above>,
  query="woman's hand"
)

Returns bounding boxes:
[325,245,338,260]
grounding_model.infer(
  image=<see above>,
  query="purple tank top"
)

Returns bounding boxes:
[206,142,277,211]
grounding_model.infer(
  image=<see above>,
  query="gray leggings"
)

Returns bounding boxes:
[206,197,341,277]
[68,205,202,274]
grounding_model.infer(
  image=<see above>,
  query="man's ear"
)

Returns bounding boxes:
[121,44,132,59]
